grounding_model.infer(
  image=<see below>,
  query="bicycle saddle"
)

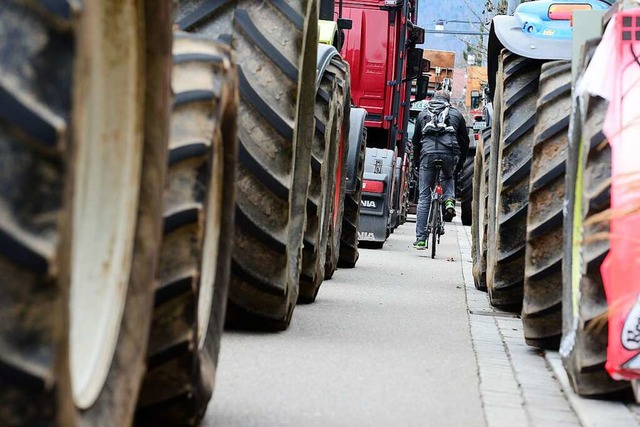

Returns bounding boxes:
[433,158,444,168]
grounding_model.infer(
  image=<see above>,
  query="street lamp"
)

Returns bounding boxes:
[425,29,488,36]
[431,20,488,37]
[433,19,487,25]
[434,21,444,37]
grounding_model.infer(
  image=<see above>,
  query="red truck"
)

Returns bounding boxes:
[329,0,427,245]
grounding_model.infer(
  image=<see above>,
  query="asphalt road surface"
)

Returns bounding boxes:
[204,220,484,426]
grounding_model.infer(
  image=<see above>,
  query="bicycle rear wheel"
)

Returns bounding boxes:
[423,201,432,249]
[431,200,439,258]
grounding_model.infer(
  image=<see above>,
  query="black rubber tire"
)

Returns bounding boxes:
[562,94,627,395]
[399,155,410,225]
[431,206,438,259]
[471,127,491,291]
[390,157,402,229]
[364,241,385,250]
[0,2,173,426]
[177,0,318,330]
[324,59,351,280]
[135,35,238,426]
[481,136,491,289]
[299,56,344,303]
[458,152,475,226]
[486,52,505,305]
[561,38,628,395]
[338,119,367,269]
[522,61,571,349]
[487,51,542,308]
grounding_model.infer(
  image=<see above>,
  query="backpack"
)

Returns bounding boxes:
[422,98,455,135]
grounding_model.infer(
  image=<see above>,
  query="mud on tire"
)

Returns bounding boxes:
[471,127,491,291]
[487,51,542,308]
[324,59,351,280]
[339,111,367,269]
[561,38,628,396]
[562,94,627,396]
[299,54,346,303]
[522,61,571,349]
[135,35,238,426]
[0,1,173,425]
[458,152,474,226]
[177,0,318,330]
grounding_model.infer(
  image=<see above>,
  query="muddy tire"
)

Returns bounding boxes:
[339,112,367,269]
[561,38,628,395]
[487,51,542,308]
[458,153,474,226]
[0,1,173,426]
[486,53,504,305]
[562,93,626,395]
[299,54,345,303]
[324,59,351,280]
[521,61,571,349]
[177,0,318,329]
[472,128,491,291]
[135,35,238,426]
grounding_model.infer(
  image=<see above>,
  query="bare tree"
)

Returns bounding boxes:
[459,0,491,24]
[485,0,509,15]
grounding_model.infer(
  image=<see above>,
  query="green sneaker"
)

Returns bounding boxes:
[444,199,456,221]
[415,241,426,250]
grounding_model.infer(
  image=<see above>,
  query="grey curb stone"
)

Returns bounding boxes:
[456,220,640,427]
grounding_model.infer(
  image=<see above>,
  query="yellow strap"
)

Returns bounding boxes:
[318,20,338,46]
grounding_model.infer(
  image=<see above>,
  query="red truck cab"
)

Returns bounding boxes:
[336,0,425,157]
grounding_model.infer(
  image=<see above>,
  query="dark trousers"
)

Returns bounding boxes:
[415,153,457,241]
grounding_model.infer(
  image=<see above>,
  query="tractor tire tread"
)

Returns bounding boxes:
[177,0,318,328]
[459,153,474,226]
[136,35,237,426]
[523,60,571,349]
[472,127,491,291]
[338,127,367,268]
[488,51,542,308]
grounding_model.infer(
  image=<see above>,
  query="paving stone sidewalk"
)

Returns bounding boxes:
[455,221,640,427]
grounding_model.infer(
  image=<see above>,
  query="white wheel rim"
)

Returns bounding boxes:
[197,129,224,349]
[69,1,143,409]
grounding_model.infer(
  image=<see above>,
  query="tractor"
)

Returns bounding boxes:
[473,0,640,399]
[0,0,367,425]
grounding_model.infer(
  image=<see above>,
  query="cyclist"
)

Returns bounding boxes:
[411,89,469,249]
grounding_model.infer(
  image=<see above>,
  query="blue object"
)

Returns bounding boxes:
[513,0,609,41]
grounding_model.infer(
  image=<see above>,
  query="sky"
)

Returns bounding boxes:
[416,0,491,66]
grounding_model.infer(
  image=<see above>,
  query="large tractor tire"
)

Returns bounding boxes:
[486,52,505,304]
[299,52,345,303]
[135,35,238,426]
[562,94,626,395]
[561,38,628,396]
[0,1,173,426]
[324,59,351,280]
[339,110,367,269]
[487,50,542,308]
[471,127,491,291]
[458,152,475,226]
[177,0,318,330]
[522,61,571,349]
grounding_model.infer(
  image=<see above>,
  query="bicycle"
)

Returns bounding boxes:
[425,159,446,259]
